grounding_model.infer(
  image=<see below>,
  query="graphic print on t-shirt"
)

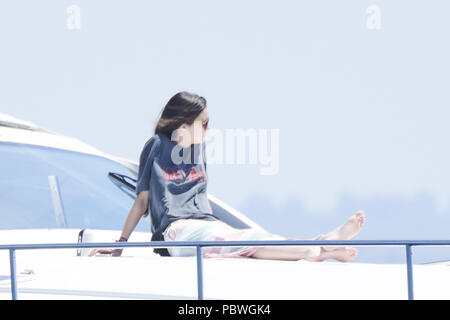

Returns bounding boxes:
[160,165,207,183]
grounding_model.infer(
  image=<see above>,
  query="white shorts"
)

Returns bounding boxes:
[162,218,287,258]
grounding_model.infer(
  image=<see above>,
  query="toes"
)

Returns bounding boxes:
[356,211,366,227]
[347,247,358,257]
[359,218,365,227]
[353,211,364,221]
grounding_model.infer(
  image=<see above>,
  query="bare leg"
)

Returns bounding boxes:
[249,211,365,262]
[250,245,321,261]
[250,244,358,262]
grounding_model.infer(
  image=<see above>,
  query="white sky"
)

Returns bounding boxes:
[1,0,449,220]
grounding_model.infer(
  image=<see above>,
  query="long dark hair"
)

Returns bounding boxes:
[154,91,207,139]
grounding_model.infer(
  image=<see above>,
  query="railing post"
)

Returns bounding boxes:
[9,249,18,300]
[196,246,204,300]
[406,245,414,300]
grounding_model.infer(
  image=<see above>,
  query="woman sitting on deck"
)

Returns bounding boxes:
[114,91,366,262]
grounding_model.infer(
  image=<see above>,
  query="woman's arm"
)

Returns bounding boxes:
[120,190,149,240]
[112,191,149,257]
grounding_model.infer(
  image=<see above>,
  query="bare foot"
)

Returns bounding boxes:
[307,247,358,263]
[316,210,366,252]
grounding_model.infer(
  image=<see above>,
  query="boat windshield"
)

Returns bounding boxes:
[0,142,148,231]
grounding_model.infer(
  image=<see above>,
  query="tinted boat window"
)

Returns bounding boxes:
[0,142,148,232]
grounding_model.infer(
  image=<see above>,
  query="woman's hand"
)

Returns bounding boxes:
[111,236,128,257]
[111,248,123,257]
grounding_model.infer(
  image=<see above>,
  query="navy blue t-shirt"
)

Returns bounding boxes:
[135,132,219,241]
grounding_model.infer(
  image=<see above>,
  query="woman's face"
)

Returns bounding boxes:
[177,108,209,147]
